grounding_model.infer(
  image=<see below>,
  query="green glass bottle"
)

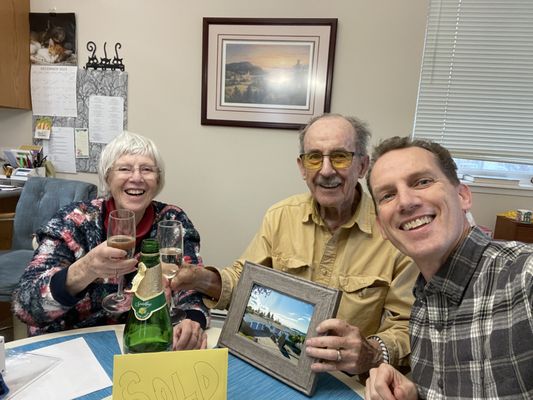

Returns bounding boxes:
[123,239,172,353]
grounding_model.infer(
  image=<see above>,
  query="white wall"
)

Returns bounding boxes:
[469,187,533,232]
[1,1,431,266]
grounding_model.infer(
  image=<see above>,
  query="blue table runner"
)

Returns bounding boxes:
[10,331,362,399]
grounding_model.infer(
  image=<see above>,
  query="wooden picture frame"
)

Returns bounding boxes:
[201,18,338,130]
[217,261,341,396]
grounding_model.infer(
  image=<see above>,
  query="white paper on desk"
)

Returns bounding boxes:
[30,65,77,117]
[11,338,112,400]
[42,127,76,173]
[89,95,124,143]
[0,185,18,191]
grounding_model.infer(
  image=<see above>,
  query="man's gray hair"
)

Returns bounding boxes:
[298,113,371,156]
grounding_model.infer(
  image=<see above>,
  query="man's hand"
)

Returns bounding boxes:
[172,319,207,350]
[365,364,418,400]
[170,263,222,301]
[170,262,198,292]
[304,318,383,375]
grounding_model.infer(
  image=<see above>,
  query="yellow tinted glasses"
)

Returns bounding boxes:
[299,151,355,170]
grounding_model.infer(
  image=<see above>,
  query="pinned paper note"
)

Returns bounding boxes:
[74,128,90,158]
[89,95,124,143]
[35,117,53,139]
[112,348,228,400]
[42,126,77,173]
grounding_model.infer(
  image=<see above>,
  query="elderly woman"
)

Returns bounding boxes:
[13,131,209,350]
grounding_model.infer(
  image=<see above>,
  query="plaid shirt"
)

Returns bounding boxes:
[410,227,533,399]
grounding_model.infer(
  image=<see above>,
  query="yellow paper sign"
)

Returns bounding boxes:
[112,348,228,400]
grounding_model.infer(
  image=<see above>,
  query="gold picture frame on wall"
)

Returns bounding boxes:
[201,18,338,130]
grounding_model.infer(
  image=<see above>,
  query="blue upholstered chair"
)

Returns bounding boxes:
[0,177,97,303]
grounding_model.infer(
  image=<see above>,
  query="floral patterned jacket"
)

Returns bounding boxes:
[12,198,209,335]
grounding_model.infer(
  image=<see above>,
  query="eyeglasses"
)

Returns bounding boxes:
[112,165,159,179]
[299,151,356,170]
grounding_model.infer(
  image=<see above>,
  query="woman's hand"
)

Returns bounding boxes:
[172,319,207,351]
[86,241,138,280]
[65,241,138,295]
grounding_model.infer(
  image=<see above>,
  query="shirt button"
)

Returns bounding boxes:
[438,378,444,389]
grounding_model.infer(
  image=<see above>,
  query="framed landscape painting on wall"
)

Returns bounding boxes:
[201,18,338,129]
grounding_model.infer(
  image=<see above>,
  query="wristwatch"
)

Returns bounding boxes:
[368,335,390,364]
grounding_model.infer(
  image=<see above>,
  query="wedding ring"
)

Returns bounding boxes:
[336,349,342,362]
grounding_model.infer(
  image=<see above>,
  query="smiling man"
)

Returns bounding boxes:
[365,136,533,399]
[173,114,418,376]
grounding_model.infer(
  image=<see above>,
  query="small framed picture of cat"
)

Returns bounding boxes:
[30,13,77,66]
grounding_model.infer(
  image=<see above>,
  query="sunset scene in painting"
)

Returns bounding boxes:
[223,41,313,108]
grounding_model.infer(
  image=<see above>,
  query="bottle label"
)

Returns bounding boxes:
[131,291,167,321]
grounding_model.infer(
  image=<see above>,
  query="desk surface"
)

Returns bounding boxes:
[6,325,364,399]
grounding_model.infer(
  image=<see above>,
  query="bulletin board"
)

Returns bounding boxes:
[32,68,128,173]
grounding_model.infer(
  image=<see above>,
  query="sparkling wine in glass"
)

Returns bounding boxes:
[160,247,183,280]
[157,220,186,324]
[102,209,136,314]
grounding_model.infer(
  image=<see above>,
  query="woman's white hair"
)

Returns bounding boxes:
[97,131,165,198]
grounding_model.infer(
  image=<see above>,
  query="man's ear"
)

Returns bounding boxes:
[457,183,472,212]
[297,157,307,179]
[358,155,370,178]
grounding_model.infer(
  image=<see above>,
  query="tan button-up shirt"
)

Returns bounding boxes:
[207,188,417,367]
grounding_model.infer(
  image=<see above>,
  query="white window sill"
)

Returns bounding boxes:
[461,180,533,197]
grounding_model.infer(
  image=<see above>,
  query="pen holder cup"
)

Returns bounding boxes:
[29,167,46,177]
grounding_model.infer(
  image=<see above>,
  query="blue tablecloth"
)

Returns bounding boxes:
[9,330,362,399]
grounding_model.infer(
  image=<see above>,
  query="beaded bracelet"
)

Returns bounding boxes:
[368,335,390,364]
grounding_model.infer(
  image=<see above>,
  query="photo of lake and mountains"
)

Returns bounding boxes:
[238,284,314,366]
[222,41,313,109]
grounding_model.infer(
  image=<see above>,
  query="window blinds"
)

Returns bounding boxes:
[412,0,533,165]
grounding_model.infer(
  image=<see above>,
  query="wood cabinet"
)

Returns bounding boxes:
[0,189,21,249]
[493,215,533,244]
[0,0,31,110]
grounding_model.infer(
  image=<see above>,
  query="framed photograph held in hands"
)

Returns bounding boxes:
[217,261,341,396]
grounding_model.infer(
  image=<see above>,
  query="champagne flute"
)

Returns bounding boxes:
[157,219,186,324]
[102,209,136,314]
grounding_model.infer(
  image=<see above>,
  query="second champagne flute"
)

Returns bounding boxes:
[102,209,136,314]
[157,219,186,324]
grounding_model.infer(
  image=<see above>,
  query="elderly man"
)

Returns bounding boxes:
[174,114,417,374]
[365,136,533,399]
